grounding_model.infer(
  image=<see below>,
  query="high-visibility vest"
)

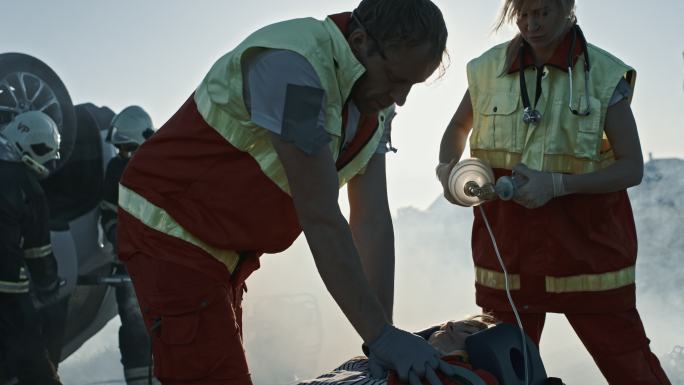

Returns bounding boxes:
[119,14,393,272]
[196,15,394,192]
[465,40,639,313]
[467,41,635,174]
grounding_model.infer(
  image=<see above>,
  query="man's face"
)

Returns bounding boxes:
[348,31,441,115]
[116,143,139,158]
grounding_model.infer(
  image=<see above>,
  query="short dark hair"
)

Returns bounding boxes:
[350,0,448,63]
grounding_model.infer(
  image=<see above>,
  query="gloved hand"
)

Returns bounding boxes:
[436,158,459,205]
[34,277,66,308]
[511,163,566,209]
[368,324,461,385]
[368,353,388,380]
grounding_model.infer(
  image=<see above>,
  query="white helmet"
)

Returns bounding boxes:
[109,105,154,147]
[0,111,60,177]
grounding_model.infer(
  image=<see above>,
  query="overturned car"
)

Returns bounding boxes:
[1,52,122,382]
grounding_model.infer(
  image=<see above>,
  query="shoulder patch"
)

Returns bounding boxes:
[281,84,330,155]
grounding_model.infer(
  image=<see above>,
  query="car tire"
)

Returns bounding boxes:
[0,52,77,168]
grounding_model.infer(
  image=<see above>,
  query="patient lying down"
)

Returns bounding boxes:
[299,315,500,385]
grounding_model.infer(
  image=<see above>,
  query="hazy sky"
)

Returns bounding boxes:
[4,0,684,212]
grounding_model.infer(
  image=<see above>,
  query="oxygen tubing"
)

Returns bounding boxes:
[478,205,529,385]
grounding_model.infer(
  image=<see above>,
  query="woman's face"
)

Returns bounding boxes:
[515,0,571,53]
[427,321,484,356]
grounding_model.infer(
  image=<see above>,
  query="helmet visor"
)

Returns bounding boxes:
[110,127,135,145]
[30,143,60,160]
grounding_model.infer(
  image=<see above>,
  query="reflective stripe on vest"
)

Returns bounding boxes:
[118,184,240,273]
[24,244,52,259]
[195,73,390,196]
[475,266,635,293]
[0,279,29,293]
[469,149,616,175]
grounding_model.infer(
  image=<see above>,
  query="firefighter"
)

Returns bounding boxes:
[101,105,158,385]
[0,111,63,385]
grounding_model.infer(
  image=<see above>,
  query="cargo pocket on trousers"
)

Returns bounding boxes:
[150,292,227,381]
[160,312,200,345]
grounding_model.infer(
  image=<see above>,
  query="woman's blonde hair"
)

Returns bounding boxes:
[454,313,499,331]
[495,0,577,75]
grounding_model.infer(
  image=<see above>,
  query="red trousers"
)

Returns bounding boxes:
[118,211,256,385]
[489,309,671,385]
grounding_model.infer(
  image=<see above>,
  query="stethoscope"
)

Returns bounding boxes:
[520,24,592,124]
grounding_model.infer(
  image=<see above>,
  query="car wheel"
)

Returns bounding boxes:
[0,52,76,168]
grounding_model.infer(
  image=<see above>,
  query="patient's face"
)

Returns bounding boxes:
[428,320,484,356]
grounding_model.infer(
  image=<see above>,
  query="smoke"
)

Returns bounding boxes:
[60,159,684,385]
[57,319,125,384]
[234,158,684,385]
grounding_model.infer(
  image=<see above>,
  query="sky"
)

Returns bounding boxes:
[4,0,684,212]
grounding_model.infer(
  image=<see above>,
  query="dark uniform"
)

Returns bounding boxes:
[101,155,153,384]
[0,160,61,385]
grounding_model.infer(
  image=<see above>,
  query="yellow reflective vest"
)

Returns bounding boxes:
[468,41,636,174]
[118,15,393,273]
[195,16,394,193]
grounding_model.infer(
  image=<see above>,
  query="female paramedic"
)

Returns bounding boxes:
[436,0,671,384]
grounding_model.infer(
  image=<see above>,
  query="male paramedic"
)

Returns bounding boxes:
[117,1,458,384]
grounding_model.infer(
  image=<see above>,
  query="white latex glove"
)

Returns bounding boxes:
[368,325,461,385]
[511,163,566,209]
